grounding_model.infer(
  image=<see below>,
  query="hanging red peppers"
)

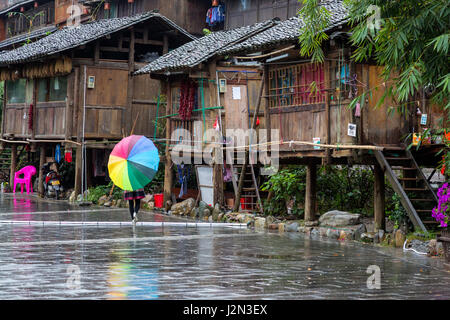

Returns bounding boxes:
[179,80,197,120]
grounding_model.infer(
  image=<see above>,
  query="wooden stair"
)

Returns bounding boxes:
[375,148,438,233]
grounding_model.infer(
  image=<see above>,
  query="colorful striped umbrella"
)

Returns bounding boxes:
[108,135,159,191]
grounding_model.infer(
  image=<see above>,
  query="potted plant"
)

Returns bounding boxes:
[433,183,450,262]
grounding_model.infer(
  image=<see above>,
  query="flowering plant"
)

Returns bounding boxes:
[432,183,449,228]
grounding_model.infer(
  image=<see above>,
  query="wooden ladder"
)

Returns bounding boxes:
[234,163,263,214]
[374,148,439,233]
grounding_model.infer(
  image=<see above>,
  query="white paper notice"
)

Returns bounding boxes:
[348,123,357,137]
[232,87,241,100]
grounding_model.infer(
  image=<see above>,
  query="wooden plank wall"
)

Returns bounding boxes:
[364,65,406,145]
[129,72,161,137]
[83,66,128,139]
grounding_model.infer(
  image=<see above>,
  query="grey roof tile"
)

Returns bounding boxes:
[220,0,348,55]
[0,26,58,51]
[134,19,277,75]
[0,12,195,66]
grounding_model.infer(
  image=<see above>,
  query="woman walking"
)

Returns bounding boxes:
[124,188,145,224]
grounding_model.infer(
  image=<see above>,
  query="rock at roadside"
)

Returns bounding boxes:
[361,232,374,243]
[286,222,299,232]
[97,195,109,206]
[141,194,154,204]
[212,204,221,221]
[254,217,266,230]
[69,191,76,203]
[394,229,406,248]
[319,210,361,227]
[353,224,366,241]
[198,201,213,219]
[170,198,196,216]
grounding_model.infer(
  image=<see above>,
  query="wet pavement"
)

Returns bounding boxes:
[0,193,449,300]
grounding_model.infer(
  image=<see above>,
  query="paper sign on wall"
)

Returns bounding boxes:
[313,137,321,150]
[232,87,241,100]
[420,114,428,126]
[348,123,357,137]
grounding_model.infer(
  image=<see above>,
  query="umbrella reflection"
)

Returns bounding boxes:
[107,249,159,300]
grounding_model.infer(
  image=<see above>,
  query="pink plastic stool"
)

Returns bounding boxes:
[13,165,37,194]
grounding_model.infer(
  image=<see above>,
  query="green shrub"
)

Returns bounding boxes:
[261,166,306,216]
[261,165,375,217]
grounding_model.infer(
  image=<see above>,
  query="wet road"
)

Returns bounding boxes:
[0,194,449,300]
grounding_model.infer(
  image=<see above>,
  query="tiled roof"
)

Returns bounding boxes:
[0,1,34,16]
[0,12,195,66]
[220,0,348,55]
[134,19,277,75]
[0,26,58,51]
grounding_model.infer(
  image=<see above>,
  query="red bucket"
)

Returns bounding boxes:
[154,193,164,208]
[240,197,251,210]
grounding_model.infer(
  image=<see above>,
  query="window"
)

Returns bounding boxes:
[268,63,325,108]
[6,79,26,104]
[37,76,67,102]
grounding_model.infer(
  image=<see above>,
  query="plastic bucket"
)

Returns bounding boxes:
[154,193,164,208]
[240,197,250,210]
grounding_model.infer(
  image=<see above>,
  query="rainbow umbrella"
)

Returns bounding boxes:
[108,135,159,191]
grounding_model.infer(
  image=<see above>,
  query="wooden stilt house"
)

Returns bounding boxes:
[0,11,195,196]
[137,0,448,232]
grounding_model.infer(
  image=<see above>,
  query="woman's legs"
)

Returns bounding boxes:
[134,199,141,214]
[128,200,135,220]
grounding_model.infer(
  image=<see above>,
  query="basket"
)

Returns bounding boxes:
[438,229,450,263]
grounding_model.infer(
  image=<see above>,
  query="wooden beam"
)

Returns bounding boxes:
[373,163,385,231]
[305,163,317,221]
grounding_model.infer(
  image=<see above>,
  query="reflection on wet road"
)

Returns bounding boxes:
[0,194,449,299]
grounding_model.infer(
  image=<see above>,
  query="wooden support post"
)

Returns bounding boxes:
[163,34,169,55]
[1,82,6,139]
[209,60,224,206]
[38,145,45,196]
[305,163,317,222]
[163,81,173,211]
[9,144,17,189]
[74,144,82,197]
[126,28,135,134]
[374,163,385,231]
[263,64,270,145]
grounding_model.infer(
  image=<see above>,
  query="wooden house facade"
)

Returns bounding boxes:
[0,11,195,196]
[136,0,448,232]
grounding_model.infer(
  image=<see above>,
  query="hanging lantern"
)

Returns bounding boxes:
[128,0,134,3]
[104,2,110,10]
[34,1,38,8]
[20,6,25,12]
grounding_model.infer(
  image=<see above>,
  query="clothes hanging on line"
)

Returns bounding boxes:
[206,4,225,27]
[177,164,190,198]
